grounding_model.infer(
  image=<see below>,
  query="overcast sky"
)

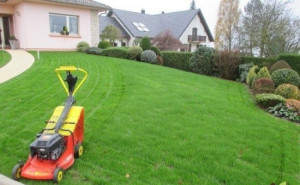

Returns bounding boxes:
[98,0,300,36]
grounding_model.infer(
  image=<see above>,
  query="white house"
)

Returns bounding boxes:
[99,9,214,52]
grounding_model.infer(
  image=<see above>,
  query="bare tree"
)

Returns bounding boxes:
[153,30,182,51]
[215,0,241,50]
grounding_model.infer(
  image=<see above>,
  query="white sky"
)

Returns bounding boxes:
[97,0,300,36]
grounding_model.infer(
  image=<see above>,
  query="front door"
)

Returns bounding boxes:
[0,16,11,48]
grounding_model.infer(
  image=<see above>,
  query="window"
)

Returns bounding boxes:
[192,28,197,41]
[132,22,149,32]
[49,14,78,34]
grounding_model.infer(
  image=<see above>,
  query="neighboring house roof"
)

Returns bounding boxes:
[99,16,130,38]
[43,0,110,9]
[105,8,214,41]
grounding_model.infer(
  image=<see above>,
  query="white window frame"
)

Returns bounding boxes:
[49,13,79,35]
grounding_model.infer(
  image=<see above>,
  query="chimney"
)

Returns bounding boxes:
[141,9,145,14]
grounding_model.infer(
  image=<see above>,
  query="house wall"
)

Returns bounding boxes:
[179,14,211,52]
[14,1,93,50]
[0,5,14,14]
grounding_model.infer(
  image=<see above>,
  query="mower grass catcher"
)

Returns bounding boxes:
[12,66,88,183]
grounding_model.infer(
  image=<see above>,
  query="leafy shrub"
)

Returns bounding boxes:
[157,56,163,65]
[269,60,291,74]
[278,54,300,74]
[266,103,300,122]
[189,46,215,75]
[77,41,89,52]
[274,84,300,100]
[127,46,143,61]
[214,50,241,80]
[246,66,259,86]
[141,50,157,64]
[240,56,276,68]
[86,47,102,55]
[286,99,300,113]
[252,78,275,94]
[253,67,271,83]
[98,41,111,49]
[271,69,300,87]
[239,63,254,83]
[255,93,286,108]
[140,36,151,51]
[162,51,193,71]
[150,46,163,57]
[101,48,128,59]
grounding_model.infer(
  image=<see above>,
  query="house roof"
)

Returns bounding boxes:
[43,0,110,9]
[105,8,214,41]
[99,16,130,38]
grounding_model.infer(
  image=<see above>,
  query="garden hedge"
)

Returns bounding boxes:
[101,48,128,59]
[162,51,193,71]
[240,57,277,68]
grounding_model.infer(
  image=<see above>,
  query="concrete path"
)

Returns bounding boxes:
[0,50,35,84]
[0,174,24,185]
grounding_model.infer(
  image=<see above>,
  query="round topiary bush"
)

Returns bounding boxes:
[255,93,286,108]
[246,65,259,87]
[150,46,163,57]
[286,99,300,113]
[271,69,300,87]
[189,46,215,75]
[98,41,111,49]
[141,50,157,64]
[274,84,300,100]
[77,41,90,52]
[252,78,275,94]
[269,60,291,74]
[127,46,143,61]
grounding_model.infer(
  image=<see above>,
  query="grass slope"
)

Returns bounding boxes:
[0,50,11,68]
[0,52,299,185]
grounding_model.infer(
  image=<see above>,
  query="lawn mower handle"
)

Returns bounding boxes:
[55,66,88,96]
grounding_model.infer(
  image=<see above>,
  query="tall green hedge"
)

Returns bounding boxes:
[240,57,277,68]
[162,51,193,71]
[101,48,128,59]
[277,54,300,74]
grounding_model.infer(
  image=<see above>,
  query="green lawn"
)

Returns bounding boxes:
[0,52,299,185]
[0,50,11,67]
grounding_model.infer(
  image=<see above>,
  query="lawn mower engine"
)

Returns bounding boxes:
[30,133,65,161]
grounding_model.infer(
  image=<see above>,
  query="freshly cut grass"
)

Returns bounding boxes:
[0,52,299,185]
[0,50,11,67]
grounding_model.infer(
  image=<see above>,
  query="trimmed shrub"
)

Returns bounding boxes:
[239,63,254,83]
[101,48,128,59]
[140,36,151,51]
[162,51,193,71]
[141,50,157,64]
[274,84,300,100]
[286,99,300,113]
[246,65,259,86]
[240,56,277,68]
[214,50,241,80]
[98,41,111,49]
[278,54,300,74]
[255,93,286,108]
[127,46,143,61]
[189,46,215,75]
[77,41,89,52]
[253,67,271,84]
[271,69,300,87]
[150,46,163,57]
[269,60,291,74]
[86,47,102,55]
[252,78,275,94]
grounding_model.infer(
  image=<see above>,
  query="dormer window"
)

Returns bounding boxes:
[132,22,149,32]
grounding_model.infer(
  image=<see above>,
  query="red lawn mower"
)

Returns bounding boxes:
[12,66,88,183]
